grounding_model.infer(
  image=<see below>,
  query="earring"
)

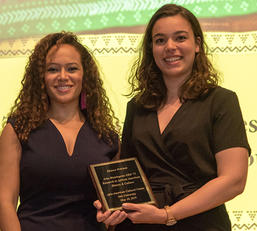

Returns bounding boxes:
[80,92,86,110]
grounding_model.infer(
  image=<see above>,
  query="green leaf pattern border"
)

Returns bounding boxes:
[0,0,257,40]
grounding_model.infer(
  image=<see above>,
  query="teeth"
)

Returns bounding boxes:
[56,86,71,90]
[165,57,181,62]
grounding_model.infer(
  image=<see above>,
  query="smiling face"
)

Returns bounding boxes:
[152,15,200,82]
[45,44,84,107]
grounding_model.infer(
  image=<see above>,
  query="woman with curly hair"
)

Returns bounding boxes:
[95,4,250,231]
[0,31,121,231]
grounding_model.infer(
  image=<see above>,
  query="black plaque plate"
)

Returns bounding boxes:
[89,157,157,211]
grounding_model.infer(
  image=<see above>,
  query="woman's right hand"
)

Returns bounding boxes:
[93,200,128,226]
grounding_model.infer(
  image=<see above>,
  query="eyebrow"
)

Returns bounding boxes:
[152,30,189,39]
[46,62,79,66]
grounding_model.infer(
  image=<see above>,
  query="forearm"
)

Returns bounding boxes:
[0,203,21,231]
[169,175,245,221]
[167,148,248,221]
[120,175,244,225]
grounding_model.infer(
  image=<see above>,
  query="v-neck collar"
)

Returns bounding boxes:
[48,119,86,157]
[156,102,186,136]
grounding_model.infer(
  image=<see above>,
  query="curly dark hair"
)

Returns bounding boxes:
[8,31,120,145]
[129,4,220,109]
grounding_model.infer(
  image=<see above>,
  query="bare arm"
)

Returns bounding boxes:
[122,147,249,224]
[167,147,248,220]
[0,123,22,231]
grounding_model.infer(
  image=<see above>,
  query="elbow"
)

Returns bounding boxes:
[233,186,244,197]
[230,178,247,197]
[0,196,18,211]
[236,182,246,195]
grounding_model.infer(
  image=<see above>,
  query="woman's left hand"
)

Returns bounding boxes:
[122,203,167,224]
[94,200,127,226]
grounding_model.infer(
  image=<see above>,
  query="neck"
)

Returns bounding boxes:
[164,78,182,103]
[48,102,84,124]
[163,73,189,103]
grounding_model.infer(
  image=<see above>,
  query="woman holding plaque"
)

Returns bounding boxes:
[0,32,122,231]
[95,4,250,231]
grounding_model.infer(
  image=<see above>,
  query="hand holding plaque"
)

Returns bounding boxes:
[89,158,157,211]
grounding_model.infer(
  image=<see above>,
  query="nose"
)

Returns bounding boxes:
[165,39,176,51]
[59,68,68,80]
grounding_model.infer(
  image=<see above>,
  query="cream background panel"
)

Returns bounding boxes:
[0,57,26,122]
[0,32,256,230]
[213,53,257,227]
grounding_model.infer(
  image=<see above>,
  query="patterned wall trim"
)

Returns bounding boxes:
[0,0,256,40]
[0,31,256,58]
[230,210,257,230]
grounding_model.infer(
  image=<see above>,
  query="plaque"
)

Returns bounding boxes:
[89,157,157,211]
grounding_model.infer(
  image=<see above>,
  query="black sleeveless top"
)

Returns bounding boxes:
[9,119,118,231]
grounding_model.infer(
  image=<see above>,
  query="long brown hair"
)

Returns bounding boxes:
[8,32,120,145]
[129,4,219,109]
